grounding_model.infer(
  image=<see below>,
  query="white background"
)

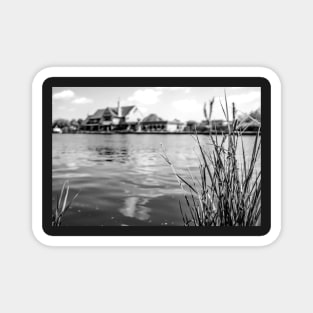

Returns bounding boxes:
[0,0,311,312]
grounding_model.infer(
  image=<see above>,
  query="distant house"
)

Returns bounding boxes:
[140,114,184,132]
[196,119,229,132]
[210,119,228,129]
[169,119,185,132]
[81,101,143,131]
[184,120,199,131]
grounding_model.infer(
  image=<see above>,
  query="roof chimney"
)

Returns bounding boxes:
[117,98,122,117]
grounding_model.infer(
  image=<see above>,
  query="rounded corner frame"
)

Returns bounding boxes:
[32,67,281,247]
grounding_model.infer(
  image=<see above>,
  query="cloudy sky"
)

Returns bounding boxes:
[52,86,260,122]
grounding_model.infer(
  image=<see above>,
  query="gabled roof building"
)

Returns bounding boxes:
[81,101,143,131]
[80,100,184,133]
[140,114,184,132]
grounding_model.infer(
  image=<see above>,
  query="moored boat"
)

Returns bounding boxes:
[52,127,63,134]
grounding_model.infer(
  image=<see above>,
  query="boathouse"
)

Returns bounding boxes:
[81,101,143,131]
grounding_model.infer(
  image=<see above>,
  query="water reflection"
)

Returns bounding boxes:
[119,197,151,221]
[94,146,130,163]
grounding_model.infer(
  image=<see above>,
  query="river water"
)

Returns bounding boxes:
[52,134,259,226]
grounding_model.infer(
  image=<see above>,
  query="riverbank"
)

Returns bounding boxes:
[54,130,260,136]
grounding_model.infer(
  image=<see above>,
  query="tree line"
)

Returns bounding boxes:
[52,108,261,133]
[52,118,84,132]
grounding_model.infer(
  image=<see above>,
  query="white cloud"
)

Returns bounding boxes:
[171,99,200,112]
[170,91,260,122]
[53,90,75,100]
[155,87,190,93]
[137,106,148,114]
[217,91,261,115]
[225,91,260,106]
[128,89,162,105]
[170,99,203,121]
[71,97,93,104]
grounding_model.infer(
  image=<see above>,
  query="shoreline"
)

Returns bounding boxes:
[53,131,260,136]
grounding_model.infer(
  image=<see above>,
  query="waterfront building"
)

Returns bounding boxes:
[140,114,184,132]
[210,119,228,129]
[81,101,143,131]
[79,101,185,133]
[184,120,199,131]
[195,119,229,132]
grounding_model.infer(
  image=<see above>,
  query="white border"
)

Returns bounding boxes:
[32,67,281,246]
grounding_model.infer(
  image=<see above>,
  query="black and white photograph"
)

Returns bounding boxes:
[52,86,261,227]
[4,0,311,309]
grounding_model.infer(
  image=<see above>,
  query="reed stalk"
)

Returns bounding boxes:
[52,181,79,226]
[161,93,261,226]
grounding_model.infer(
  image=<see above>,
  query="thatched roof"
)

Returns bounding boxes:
[90,106,135,119]
[141,114,164,123]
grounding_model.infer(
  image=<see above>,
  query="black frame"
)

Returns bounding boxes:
[43,77,271,236]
